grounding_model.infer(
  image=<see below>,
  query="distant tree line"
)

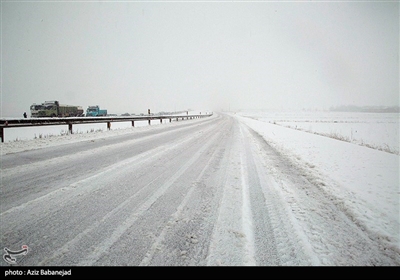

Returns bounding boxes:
[329,105,400,113]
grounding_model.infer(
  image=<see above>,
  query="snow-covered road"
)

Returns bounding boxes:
[1,113,398,266]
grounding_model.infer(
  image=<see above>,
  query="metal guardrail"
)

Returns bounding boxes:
[0,113,213,142]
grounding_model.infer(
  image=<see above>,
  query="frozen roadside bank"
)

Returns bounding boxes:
[234,113,400,258]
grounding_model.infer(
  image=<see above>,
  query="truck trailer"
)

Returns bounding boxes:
[30,101,84,117]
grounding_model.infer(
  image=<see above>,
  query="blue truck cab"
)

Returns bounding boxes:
[86,105,107,117]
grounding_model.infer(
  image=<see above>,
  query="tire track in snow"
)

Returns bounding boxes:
[1,123,213,218]
[140,117,232,266]
[0,119,221,213]
[240,123,314,265]
[3,131,210,266]
[138,141,221,266]
[3,114,231,266]
[33,120,224,266]
[75,130,221,266]
[239,126,256,266]
[129,118,234,266]
[1,143,167,217]
[206,120,257,266]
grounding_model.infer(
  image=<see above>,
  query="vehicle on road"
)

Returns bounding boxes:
[86,106,108,117]
[30,101,84,117]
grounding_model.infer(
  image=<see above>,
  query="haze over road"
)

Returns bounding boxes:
[1,113,398,266]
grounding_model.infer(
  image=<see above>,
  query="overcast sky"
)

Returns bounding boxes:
[1,0,399,117]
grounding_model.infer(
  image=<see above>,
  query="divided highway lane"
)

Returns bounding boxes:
[0,116,218,211]
[1,113,397,266]
[1,113,236,266]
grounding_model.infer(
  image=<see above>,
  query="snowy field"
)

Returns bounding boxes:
[239,111,399,155]
[1,111,399,266]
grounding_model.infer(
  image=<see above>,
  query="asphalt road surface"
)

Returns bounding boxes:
[1,113,398,266]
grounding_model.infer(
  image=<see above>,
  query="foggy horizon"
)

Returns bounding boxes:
[1,0,399,118]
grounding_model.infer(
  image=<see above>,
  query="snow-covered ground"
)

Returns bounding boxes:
[1,111,399,266]
[240,111,399,155]
[235,111,399,259]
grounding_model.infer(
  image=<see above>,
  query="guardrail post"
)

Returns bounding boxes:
[169,118,171,122]
[68,123,73,134]
[0,127,3,143]
[132,121,134,127]
[160,119,162,124]
[107,122,111,130]
[148,119,151,125]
